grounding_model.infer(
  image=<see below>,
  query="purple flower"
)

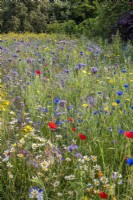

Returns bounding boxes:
[8,58,13,62]
[64,69,70,73]
[75,63,86,70]
[91,67,98,74]
[67,144,78,152]
[75,152,82,158]
[13,54,18,58]
[112,172,118,179]
[88,96,95,105]
[122,69,126,73]
[26,58,34,63]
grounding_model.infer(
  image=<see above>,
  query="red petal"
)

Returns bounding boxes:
[99,192,108,199]
[36,70,41,75]
[124,131,133,139]
[48,122,57,129]
[78,134,87,140]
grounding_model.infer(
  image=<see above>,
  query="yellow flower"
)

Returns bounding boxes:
[91,156,97,162]
[82,104,88,108]
[42,167,48,171]
[82,70,87,74]
[8,171,13,179]
[81,196,88,200]
[17,153,24,158]
[126,98,130,101]
[0,105,6,111]
[18,143,23,148]
[7,162,13,168]
[2,100,10,106]
[112,102,117,107]
[109,79,114,83]
[23,125,34,133]
[104,107,108,112]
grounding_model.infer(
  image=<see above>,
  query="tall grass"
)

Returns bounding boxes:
[1,33,133,200]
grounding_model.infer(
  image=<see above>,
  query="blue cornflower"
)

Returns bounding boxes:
[55,120,62,125]
[122,69,126,73]
[130,106,133,109]
[124,84,129,88]
[118,130,124,134]
[116,91,123,96]
[78,119,83,123]
[116,99,121,104]
[126,158,133,166]
[54,96,60,104]
[42,107,48,113]
[93,111,98,115]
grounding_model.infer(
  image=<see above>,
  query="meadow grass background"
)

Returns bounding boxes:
[1,33,133,200]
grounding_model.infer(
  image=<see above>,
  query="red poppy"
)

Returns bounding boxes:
[36,70,41,75]
[44,64,47,66]
[78,133,87,140]
[99,192,108,199]
[71,127,76,132]
[48,122,57,130]
[67,117,73,122]
[124,131,133,139]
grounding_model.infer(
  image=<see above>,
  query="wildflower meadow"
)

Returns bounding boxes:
[1,33,133,200]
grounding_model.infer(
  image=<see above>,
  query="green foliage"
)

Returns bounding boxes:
[46,20,77,35]
[1,0,51,33]
[1,0,132,40]
[90,1,131,39]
